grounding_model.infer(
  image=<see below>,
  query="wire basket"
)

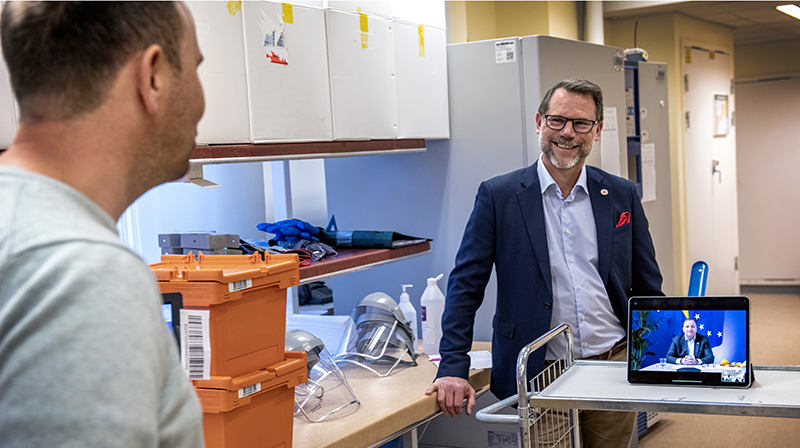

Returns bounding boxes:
[477,324,580,448]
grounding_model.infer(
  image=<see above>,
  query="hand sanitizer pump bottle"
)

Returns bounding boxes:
[398,284,417,345]
[420,274,445,357]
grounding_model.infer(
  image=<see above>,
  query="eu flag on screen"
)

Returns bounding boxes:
[688,310,725,348]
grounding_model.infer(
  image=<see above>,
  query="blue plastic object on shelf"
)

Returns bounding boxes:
[687,261,709,297]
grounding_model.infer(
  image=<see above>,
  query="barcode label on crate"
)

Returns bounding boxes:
[228,278,253,293]
[238,383,262,399]
[180,309,211,380]
[495,40,516,64]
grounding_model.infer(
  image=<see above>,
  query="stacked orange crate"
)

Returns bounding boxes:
[195,351,307,448]
[151,252,305,448]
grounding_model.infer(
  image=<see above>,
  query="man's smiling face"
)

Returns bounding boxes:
[683,319,697,340]
[536,88,602,171]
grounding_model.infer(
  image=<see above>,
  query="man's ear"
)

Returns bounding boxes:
[535,112,543,134]
[137,44,168,115]
[594,120,604,141]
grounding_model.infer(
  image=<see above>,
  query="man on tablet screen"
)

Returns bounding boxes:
[666,318,715,365]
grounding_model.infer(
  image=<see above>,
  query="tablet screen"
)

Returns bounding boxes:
[161,292,183,349]
[627,296,751,388]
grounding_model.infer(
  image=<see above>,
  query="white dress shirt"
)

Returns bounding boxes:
[538,156,626,360]
[676,336,697,364]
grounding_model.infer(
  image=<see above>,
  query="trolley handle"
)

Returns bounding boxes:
[474,394,520,424]
[475,324,574,423]
[516,324,574,409]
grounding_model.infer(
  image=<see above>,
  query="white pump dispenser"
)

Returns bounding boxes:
[398,284,417,344]
[420,274,445,357]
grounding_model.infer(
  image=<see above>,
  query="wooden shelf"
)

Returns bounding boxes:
[298,241,431,284]
[190,139,427,164]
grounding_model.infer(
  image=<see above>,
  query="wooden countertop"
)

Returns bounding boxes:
[292,342,492,448]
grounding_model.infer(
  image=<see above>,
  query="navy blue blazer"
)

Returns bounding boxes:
[436,161,663,400]
[666,333,715,365]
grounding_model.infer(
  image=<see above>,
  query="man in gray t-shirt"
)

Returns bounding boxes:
[0,3,206,446]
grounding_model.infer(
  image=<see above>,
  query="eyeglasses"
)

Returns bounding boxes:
[543,115,598,134]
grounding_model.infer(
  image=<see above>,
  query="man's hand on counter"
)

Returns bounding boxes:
[425,376,476,417]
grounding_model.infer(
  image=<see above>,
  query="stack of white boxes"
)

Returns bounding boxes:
[0,1,450,148]
[186,0,449,146]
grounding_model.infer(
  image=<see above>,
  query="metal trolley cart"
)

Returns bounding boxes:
[476,323,800,448]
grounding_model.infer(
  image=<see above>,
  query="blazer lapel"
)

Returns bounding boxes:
[517,162,552,298]
[587,168,612,284]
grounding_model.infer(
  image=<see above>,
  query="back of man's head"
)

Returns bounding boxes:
[1,1,184,122]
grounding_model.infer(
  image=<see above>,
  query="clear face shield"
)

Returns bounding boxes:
[334,292,418,377]
[286,329,360,423]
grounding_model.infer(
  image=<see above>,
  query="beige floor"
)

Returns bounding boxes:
[638,292,800,448]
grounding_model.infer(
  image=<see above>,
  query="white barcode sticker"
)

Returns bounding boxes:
[238,383,262,399]
[495,40,516,64]
[180,309,211,380]
[228,278,253,293]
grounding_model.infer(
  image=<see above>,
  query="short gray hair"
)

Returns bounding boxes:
[538,79,604,122]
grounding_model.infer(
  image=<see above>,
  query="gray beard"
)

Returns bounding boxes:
[541,136,592,170]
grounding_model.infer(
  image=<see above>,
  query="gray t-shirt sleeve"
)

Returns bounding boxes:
[0,243,203,448]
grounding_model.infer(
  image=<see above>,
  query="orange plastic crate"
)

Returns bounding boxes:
[195,351,308,448]
[151,252,300,378]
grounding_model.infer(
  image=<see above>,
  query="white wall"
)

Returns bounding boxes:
[736,77,800,285]
[118,162,271,264]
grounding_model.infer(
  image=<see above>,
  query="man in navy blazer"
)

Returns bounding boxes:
[425,79,663,447]
[666,318,715,365]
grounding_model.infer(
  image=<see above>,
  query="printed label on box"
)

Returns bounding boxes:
[229,278,253,293]
[180,309,211,380]
[238,383,262,399]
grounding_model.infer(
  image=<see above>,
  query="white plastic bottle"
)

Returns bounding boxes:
[420,274,445,357]
[398,284,417,344]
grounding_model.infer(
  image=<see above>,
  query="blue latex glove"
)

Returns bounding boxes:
[257,219,320,247]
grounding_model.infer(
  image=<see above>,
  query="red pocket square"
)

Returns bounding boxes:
[616,212,631,228]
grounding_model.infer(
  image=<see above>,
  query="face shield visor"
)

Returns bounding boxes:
[334,292,418,377]
[286,329,360,423]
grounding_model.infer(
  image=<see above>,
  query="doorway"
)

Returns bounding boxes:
[682,41,740,295]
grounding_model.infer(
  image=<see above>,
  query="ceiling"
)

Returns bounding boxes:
[603,1,800,46]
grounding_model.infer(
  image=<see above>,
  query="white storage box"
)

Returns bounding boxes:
[243,1,333,143]
[327,1,393,18]
[187,1,251,144]
[392,0,446,29]
[325,9,397,141]
[393,20,449,139]
[0,45,18,147]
